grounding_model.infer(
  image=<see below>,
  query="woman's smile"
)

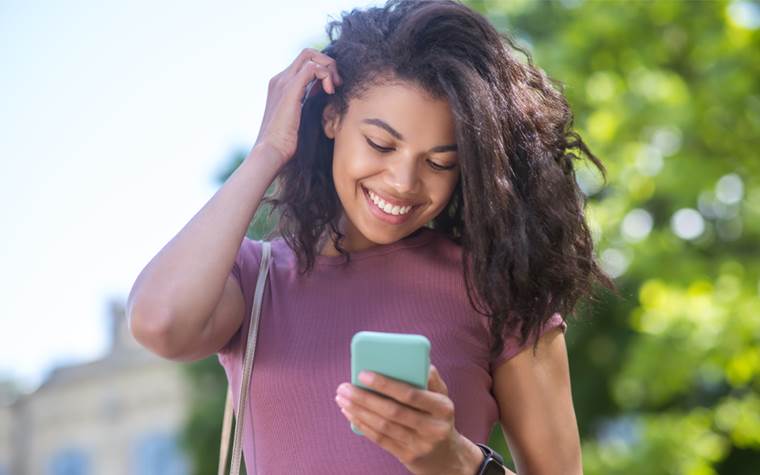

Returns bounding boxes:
[361,184,420,225]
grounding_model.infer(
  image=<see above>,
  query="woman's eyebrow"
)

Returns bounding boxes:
[361,117,458,154]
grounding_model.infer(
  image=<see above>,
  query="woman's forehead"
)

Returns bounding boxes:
[347,83,454,134]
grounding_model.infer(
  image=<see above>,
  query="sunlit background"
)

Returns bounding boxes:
[1,0,758,473]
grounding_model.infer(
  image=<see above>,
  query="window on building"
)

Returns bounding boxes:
[47,447,89,475]
[132,431,189,475]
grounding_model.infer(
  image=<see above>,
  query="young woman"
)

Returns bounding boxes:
[128,0,616,473]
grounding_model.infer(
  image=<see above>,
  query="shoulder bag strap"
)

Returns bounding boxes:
[217,240,272,475]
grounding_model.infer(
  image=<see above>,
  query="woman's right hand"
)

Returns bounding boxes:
[253,48,343,165]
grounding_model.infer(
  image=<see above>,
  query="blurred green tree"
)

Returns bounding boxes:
[464,0,760,473]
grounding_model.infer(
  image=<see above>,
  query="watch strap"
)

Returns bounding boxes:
[475,443,506,474]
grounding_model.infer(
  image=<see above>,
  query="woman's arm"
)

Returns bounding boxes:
[492,326,583,475]
[127,143,285,359]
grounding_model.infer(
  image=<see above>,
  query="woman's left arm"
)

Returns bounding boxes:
[492,326,583,475]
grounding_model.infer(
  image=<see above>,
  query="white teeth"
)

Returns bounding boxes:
[367,189,413,215]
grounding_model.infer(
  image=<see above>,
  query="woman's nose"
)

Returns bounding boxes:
[385,154,420,193]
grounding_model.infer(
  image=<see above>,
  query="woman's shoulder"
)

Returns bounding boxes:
[236,235,282,265]
[233,236,263,273]
[218,237,277,360]
[231,236,287,293]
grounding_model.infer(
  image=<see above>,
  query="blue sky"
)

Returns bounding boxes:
[0,0,379,393]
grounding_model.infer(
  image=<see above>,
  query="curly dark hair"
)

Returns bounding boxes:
[261,0,619,363]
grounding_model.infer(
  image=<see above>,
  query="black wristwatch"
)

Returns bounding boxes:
[474,443,507,474]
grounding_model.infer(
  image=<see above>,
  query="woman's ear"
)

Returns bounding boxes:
[322,103,338,139]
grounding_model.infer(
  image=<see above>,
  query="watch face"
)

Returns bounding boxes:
[482,457,506,475]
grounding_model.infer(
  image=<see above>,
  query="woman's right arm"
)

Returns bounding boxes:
[126,47,342,361]
[126,144,285,361]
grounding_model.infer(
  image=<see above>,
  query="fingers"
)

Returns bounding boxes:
[308,60,335,94]
[285,48,328,78]
[355,371,454,419]
[339,405,412,460]
[297,47,342,86]
[337,393,418,444]
[287,47,342,97]
[427,365,449,396]
[337,383,430,433]
[290,60,334,106]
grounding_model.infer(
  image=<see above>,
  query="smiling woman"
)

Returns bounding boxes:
[264,0,617,368]
[248,1,618,469]
[128,0,617,474]
[317,80,462,254]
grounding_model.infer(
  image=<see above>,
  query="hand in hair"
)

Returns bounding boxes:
[254,47,343,165]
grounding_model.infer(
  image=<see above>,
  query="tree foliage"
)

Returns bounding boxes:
[464,0,760,472]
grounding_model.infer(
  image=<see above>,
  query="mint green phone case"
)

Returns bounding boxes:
[349,331,431,436]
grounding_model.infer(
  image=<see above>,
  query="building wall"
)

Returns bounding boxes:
[0,301,195,475]
[0,394,14,475]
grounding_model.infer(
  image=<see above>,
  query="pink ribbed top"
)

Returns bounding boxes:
[217,226,566,474]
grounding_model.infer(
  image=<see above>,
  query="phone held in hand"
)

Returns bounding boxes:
[349,331,431,436]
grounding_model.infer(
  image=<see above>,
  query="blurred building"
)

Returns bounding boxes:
[0,300,193,475]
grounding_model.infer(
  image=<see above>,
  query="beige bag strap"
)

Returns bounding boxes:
[218,240,272,475]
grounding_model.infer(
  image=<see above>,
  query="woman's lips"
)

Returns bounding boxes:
[363,185,419,207]
[362,185,420,224]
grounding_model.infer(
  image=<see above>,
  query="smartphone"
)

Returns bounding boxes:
[349,331,431,436]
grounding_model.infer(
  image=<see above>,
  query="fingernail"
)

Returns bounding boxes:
[358,371,374,385]
[337,384,351,397]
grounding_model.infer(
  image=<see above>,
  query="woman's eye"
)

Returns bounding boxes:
[365,136,457,171]
[365,137,394,153]
[428,160,457,171]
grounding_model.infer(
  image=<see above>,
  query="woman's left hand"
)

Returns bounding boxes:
[334,364,483,475]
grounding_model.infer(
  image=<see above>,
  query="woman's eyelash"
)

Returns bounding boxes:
[365,137,394,153]
[364,137,457,171]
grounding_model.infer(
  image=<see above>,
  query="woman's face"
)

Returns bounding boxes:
[321,80,460,254]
